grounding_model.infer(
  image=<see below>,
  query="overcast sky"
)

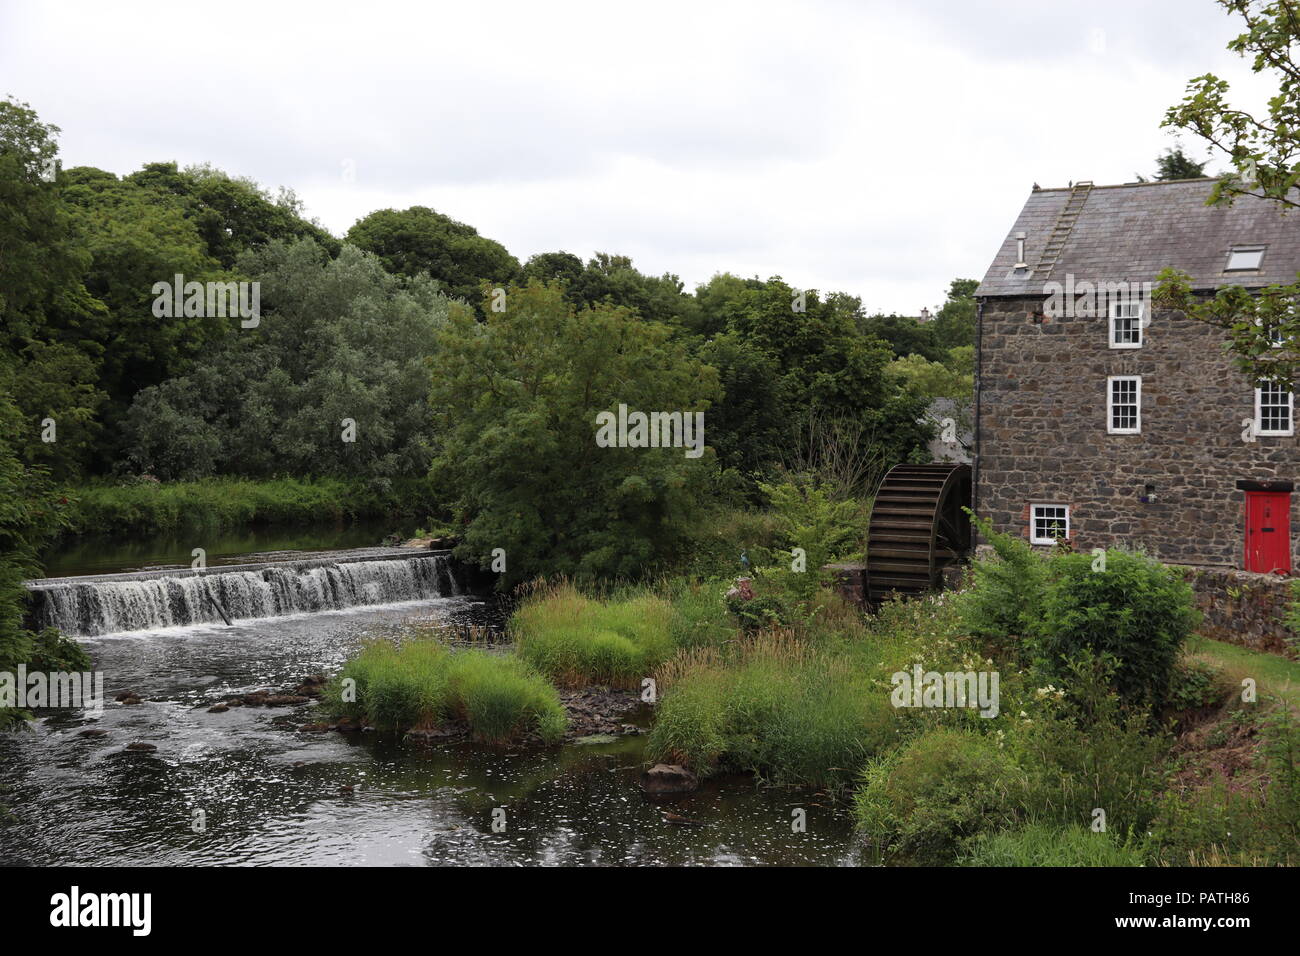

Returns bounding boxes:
[0,0,1277,314]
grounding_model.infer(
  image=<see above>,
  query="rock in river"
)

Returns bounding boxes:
[640,763,699,794]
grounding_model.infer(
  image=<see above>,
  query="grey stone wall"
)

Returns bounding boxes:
[976,296,1300,567]
[1180,566,1298,657]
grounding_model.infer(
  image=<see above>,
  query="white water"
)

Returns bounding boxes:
[29,554,462,637]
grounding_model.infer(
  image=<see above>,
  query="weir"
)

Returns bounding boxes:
[24,548,466,638]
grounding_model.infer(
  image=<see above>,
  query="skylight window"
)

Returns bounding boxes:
[1226,245,1266,271]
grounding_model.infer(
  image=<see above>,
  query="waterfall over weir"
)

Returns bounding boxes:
[26,549,465,637]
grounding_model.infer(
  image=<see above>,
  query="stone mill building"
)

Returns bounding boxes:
[973,178,1300,577]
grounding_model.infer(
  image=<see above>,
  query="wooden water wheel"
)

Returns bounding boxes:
[865,463,972,605]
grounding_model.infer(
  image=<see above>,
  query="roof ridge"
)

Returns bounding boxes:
[1033,178,1215,193]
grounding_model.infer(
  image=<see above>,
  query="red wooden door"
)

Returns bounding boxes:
[1244,491,1292,574]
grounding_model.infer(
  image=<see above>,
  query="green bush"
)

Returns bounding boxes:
[854,727,1024,863]
[511,584,676,687]
[328,638,565,746]
[1165,658,1232,712]
[1011,653,1169,835]
[1034,549,1198,712]
[758,477,861,611]
[724,589,789,633]
[956,512,1046,652]
[960,824,1149,867]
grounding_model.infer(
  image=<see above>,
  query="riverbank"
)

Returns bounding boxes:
[58,477,444,538]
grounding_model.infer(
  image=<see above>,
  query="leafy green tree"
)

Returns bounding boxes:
[759,476,860,610]
[931,278,978,351]
[1157,1,1300,379]
[8,340,105,481]
[887,352,972,406]
[697,331,789,485]
[693,272,761,338]
[61,166,231,430]
[725,279,931,469]
[0,363,88,728]
[123,240,449,481]
[346,206,520,308]
[564,252,703,332]
[522,250,585,287]
[428,280,720,585]
[0,98,99,345]
[1143,145,1209,181]
[0,100,109,478]
[127,162,340,268]
[859,312,945,362]
[1164,0,1300,209]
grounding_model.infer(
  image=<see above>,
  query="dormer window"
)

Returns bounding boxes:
[1226,245,1266,271]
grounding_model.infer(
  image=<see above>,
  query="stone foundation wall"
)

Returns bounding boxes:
[1179,565,1299,657]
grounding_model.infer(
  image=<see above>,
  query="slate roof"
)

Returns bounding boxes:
[975,179,1300,298]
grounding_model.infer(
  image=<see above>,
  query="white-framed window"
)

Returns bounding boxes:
[1109,299,1143,348]
[1254,381,1294,436]
[1257,315,1287,348]
[1030,504,1070,545]
[1226,245,1266,272]
[1107,375,1142,434]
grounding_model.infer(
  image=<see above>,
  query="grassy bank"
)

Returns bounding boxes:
[1187,633,1300,708]
[61,477,443,537]
[326,638,566,746]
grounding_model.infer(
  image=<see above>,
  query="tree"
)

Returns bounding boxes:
[724,279,932,475]
[1163,0,1300,210]
[1157,1,1300,380]
[0,100,108,478]
[61,166,231,439]
[1153,145,1209,181]
[692,272,762,338]
[522,250,585,287]
[427,280,720,585]
[859,313,946,362]
[0,98,97,345]
[931,278,979,351]
[346,206,520,308]
[0,362,88,728]
[123,240,449,481]
[125,162,340,267]
[697,331,789,485]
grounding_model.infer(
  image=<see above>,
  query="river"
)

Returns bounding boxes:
[2,538,861,866]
